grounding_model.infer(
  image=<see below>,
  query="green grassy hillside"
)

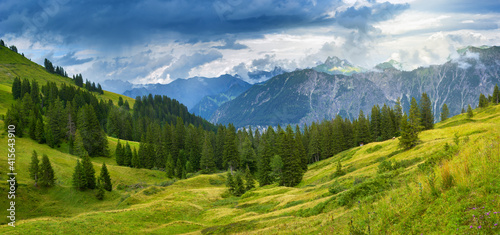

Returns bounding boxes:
[0,45,135,115]
[0,103,498,234]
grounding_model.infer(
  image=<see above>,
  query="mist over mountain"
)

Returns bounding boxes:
[212,46,500,128]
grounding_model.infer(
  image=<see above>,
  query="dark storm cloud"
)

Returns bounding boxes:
[57,51,93,66]
[0,0,344,49]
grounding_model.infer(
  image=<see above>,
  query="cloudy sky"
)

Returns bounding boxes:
[1,0,499,87]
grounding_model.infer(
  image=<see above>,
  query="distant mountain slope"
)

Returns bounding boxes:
[189,81,251,120]
[123,74,250,109]
[212,46,500,128]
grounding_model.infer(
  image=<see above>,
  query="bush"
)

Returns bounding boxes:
[329,181,345,194]
[337,176,392,207]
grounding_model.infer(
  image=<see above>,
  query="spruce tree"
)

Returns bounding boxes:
[280,125,303,187]
[124,142,132,167]
[225,172,235,195]
[100,163,112,191]
[399,97,422,150]
[258,129,274,186]
[115,140,124,165]
[308,123,321,163]
[29,150,40,186]
[200,134,216,173]
[420,92,434,130]
[380,104,395,140]
[239,137,256,172]
[95,177,105,200]
[77,105,108,157]
[73,130,88,157]
[175,157,183,179]
[72,160,86,190]
[35,116,45,144]
[461,107,465,114]
[131,147,139,168]
[493,84,500,104]
[244,165,255,191]
[81,155,96,189]
[393,97,403,135]
[295,125,308,172]
[441,103,449,122]
[234,172,245,196]
[478,93,489,108]
[165,154,175,178]
[467,104,474,118]
[223,124,239,172]
[12,77,22,100]
[39,154,56,187]
[370,105,381,141]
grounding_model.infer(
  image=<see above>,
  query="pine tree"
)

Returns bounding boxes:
[95,177,105,200]
[355,110,370,145]
[280,125,303,187]
[441,103,449,122]
[467,104,474,118]
[35,115,45,143]
[223,124,239,172]
[225,172,235,195]
[295,125,308,172]
[165,154,175,178]
[461,107,465,114]
[115,140,124,165]
[175,157,184,179]
[73,130,88,157]
[12,77,22,100]
[39,154,56,187]
[234,172,245,196]
[81,155,96,189]
[244,165,255,191]
[131,147,140,168]
[100,163,112,191]
[239,137,256,172]
[258,128,274,186]
[124,142,132,167]
[420,92,434,130]
[29,150,40,186]
[380,104,395,140]
[393,97,403,135]
[72,160,86,190]
[370,105,381,141]
[478,93,489,108]
[77,105,108,157]
[399,97,422,150]
[493,84,500,104]
[308,123,321,163]
[200,134,216,173]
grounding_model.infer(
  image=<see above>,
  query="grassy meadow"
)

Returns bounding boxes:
[0,104,498,234]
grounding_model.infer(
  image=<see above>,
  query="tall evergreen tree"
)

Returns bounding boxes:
[393,97,403,135]
[73,130,88,157]
[258,128,274,186]
[399,97,422,150]
[115,140,124,165]
[29,150,40,186]
[280,125,303,187]
[493,84,500,104]
[239,137,256,172]
[355,110,370,145]
[370,105,382,141]
[72,160,86,190]
[441,103,450,122]
[39,154,56,187]
[234,172,245,196]
[308,123,321,163]
[380,104,395,140]
[420,92,434,130]
[95,177,105,200]
[478,93,489,108]
[226,172,236,195]
[12,77,22,100]
[200,134,216,173]
[244,165,255,191]
[77,105,108,157]
[124,142,132,167]
[295,125,308,172]
[100,163,112,191]
[467,104,474,119]
[81,155,96,189]
[223,124,239,172]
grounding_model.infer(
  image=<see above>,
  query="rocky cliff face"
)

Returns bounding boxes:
[211,46,500,128]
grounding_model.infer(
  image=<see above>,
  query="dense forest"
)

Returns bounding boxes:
[4,74,500,192]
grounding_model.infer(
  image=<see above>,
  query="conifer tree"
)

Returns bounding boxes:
[308,123,321,163]
[39,154,56,187]
[223,124,239,172]
[72,160,86,190]
[370,105,381,141]
[73,130,88,157]
[29,150,40,186]
[280,125,303,187]
[461,107,465,114]
[244,165,255,191]
[399,97,422,150]
[234,172,245,196]
[420,92,433,130]
[81,155,96,189]
[165,154,175,178]
[380,104,395,140]
[175,157,184,179]
[393,97,403,135]
[467,104,473,118]
[200,134,216,173]
[35,115,45,144]
[131,147,140,168]
[441,103,449,122]
[12,77,21,100]
[332,115,346,155]
[295,125,308,172]
[225,172,235,195]
[493,84,500,104]
[258,129,274,186]
[77,104,108,157]
[355,110,370,145]
[124,142,132,167]
[478,93,489,108]
[100,163,112,191]
[96,177,105,200]
[239,137,256,172]
[115,140,124,165]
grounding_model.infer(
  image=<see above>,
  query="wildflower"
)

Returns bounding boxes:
[494,223,498,226]
[473,207,476,210]
[478,226,482,229]
[470,225,473,228]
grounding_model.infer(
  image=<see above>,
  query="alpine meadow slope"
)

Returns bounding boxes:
[1,97,499,234]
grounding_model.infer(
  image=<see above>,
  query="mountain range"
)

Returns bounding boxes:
[211,46,500,128]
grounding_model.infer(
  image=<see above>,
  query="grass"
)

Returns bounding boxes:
[0,95,499,232]
[0,45,135,116]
